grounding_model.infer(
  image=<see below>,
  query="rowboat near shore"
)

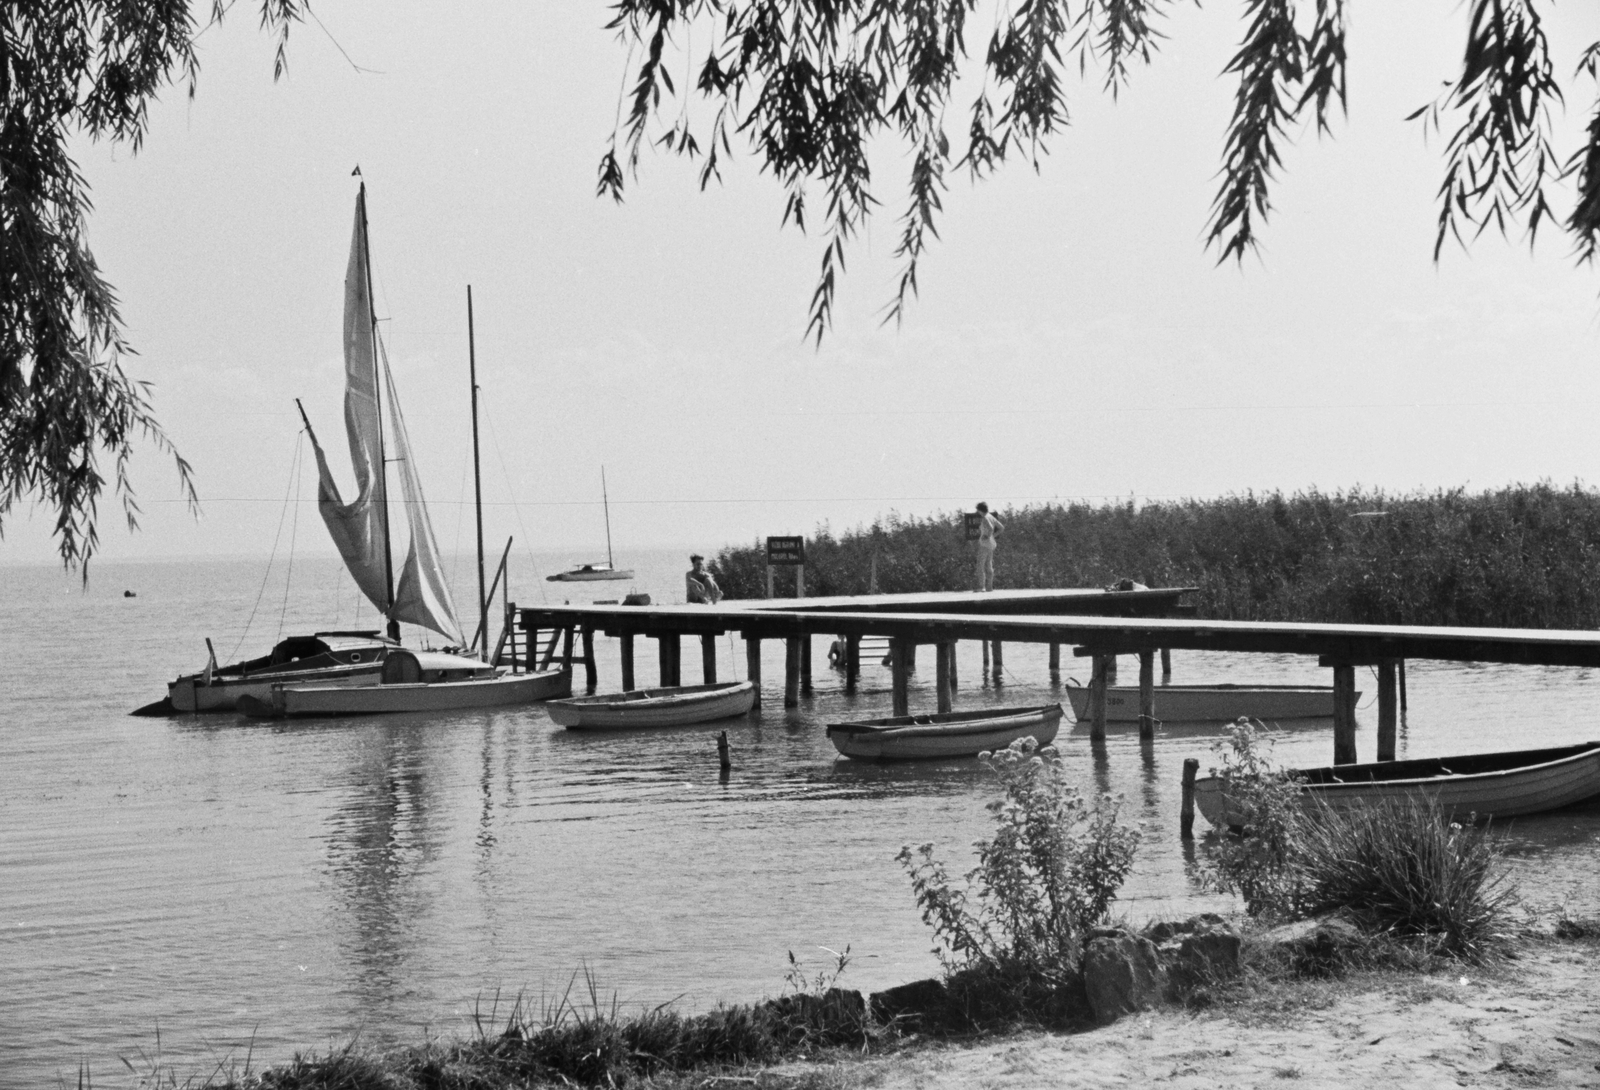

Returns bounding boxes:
[1064,682,1354,723]
[827,704,1064,761]
[1193,741,1600,827]
[237,650,569,717]
[548,681,756,729]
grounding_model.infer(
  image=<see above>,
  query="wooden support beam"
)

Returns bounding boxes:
[981,639,990,681]
[949,640,958,690]
[1089,653,1110,741]
[799,634,812,694]
[1161,647,1172,677]
[1180,758,1199,839]
[1332,663,1357,765]
[1048,641,1061,675]
[701,633,718,684]
[891,636,913,716]
[936,641,953,713]
[620,633,635,692]
[1377,659,1397,761]
[745,637,762,705]
[539,628,561,670]
[1138,649,1155,742]
[784,636,800,707]
[659,633,680,687]
[991,639,1003,684]
[845,634,860,690]
[1398,658,1408,713]
[560,627,576,685]
[582,626,597,692]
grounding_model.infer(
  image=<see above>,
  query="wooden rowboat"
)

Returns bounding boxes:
[1193,741,1600,827]
[1064,682,1353,723]
[827,704,1064,761]
[548,680,756,729]
[237,650,569,717]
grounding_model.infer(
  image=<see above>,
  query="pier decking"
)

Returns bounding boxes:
[513,589,1600,766]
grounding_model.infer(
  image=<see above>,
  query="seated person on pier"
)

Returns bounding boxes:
[686,554,724,604]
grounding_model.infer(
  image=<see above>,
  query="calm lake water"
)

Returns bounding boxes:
[4,550,1599,1088]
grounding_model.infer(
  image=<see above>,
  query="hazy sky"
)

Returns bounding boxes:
[10,1,1600,568]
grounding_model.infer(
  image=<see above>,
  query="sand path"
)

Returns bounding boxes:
[799,941,1600,1089]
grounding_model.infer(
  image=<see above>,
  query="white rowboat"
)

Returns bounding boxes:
[827,704,1064,761]
[1064,682,1354,723]
[548,681,756,729]
[1193,741,1600,827]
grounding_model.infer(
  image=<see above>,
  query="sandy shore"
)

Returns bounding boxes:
[774,938,1600,1089]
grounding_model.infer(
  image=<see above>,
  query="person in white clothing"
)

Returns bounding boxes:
[974,501,1003,591]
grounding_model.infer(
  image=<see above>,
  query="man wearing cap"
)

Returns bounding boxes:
[686,554,723,604]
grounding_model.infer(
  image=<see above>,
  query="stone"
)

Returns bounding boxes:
[1260,914,1365,977]
[868,977,948,1030]
[760,987,867,1044]
[1082,933,1165,1025]
[1174,924,1242,984]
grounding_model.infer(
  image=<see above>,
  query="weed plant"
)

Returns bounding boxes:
[711,483,1600,628]
[898,739,1139,1027]
[1200,722,1516,957]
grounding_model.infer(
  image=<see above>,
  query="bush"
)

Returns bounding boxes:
[897,739,1140,1026]
[1200,722,1516,957]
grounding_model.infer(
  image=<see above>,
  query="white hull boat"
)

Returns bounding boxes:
[1064,682,1354,723]
[1193,741,1600,827]
[237,649,569,717]
[548,681,756,729]
[827,704,1064,761]
[548,564,635,582]
[152,632,393,714]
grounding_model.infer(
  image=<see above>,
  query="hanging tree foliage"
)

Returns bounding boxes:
[600,0,1600,341]
[1,1,300,571]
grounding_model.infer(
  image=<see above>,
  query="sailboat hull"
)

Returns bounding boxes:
[170,663,384,712]
[547,569,635,582]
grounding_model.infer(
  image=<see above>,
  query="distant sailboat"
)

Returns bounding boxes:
[548,467,635,582]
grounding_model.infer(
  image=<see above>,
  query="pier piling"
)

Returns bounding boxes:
[1180,757,1199,838]
[800,635,812,694]
[659,634,680,687]
[717,730,731,772]
[891,636,913,716]
[745,637,762,705]
[1049,641,1061,676]
[991,640,1003,684]
[1332,663,1357,765]
[1089,654,1110,741]
[701,634,718,684]
[784,637,801,707]
[620,633,635,691]
[582,627,597,692]
[845,635,860,690]
[1161,647,1172,678]
[936,641,953,713]
[1377,660,1397,761]
[1138,649,1155,742]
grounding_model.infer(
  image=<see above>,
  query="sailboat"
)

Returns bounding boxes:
[233,185,567,718]
[548,467,634,581]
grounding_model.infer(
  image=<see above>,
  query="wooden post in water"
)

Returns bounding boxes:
[717,730,731,772]
[936,641,953,713]
[1377,660,1397,761]
[745,637,762,705]
[582,626,597,692]
[1398,658,1408,713]
[560,627,576,687]
[800,635,812,694]
[1332,663,1357,765]
[1161,648,1172,678]
[784,636,801,707]
[701,634,718,684]
[845,635,860,690]
[1180,758,1199,839]
[891,636,913,716]
[1138,649,1156,742]
[1049,642,1061,676]
[991,640,1003,684]
[620,633,635,691]
[659,633,680,687]
[981,639,990,681]
[949,640,958,690]
[1089,653,1110,742]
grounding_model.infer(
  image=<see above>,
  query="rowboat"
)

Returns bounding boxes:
[827,704,1064,761]
[236,649,569,718]
[1064,682,1353,723]
[1193,741,1600,827]
[145,631,394,714]
[548,680,756,729]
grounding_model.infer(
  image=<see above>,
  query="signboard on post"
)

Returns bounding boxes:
[963,513,982,541]
[765,536,806,598]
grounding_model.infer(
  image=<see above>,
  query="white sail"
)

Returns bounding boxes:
[310,191,391,618]
[383,348,463,643]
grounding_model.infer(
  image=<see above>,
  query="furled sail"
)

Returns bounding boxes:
[382,345,463,643]
[309,192,391,618]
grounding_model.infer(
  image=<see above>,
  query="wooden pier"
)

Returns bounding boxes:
[515,590,1600,766]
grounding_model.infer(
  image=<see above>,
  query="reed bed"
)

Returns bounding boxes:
[712,483,1600,628]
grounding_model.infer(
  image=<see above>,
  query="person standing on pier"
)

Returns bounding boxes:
[975,502,1003,592]
[686,554,724,604]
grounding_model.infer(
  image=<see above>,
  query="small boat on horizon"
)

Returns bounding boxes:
[548,467,635,582]
[827,704,1064,761]
[1192,740,1600,827]
[1064,682,1353,724]
[548,680,756,729]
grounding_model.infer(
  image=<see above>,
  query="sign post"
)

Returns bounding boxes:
[766,536,806,599]
[963,512,982,541]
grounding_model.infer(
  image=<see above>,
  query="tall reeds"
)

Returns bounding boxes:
[712,483,1600,627]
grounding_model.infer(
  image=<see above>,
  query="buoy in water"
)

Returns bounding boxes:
[123,590,137,598]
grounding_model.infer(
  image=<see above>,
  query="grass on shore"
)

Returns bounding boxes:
[712,482,1600,628]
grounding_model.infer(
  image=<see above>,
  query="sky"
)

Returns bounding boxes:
[9,0,1600,569]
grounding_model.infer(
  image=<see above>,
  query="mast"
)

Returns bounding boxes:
[359,182,400,643]
[468,285,488,657]
[602,466,615,569]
